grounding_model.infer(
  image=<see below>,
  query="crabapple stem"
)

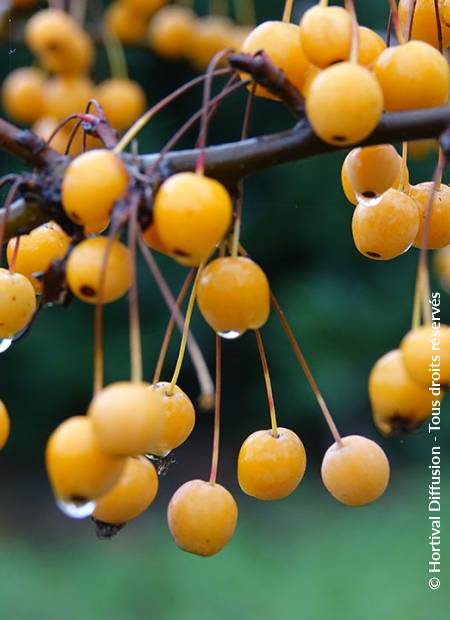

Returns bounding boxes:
[150,267,194,384]
[113,69,232,155]
[270,293,343,446]
[399,141,408,192]
[406,0,418,41]
[231,88,255,258]
[433,0,443,52]
[0,176,21,252]
[196,50,232,175]
[209,334,222,485]
[128,199,143,383]
[167,264,204,396]
[255,329,279,438]
[345,0,360,63]
[8,237,20,273]
[387,0,406,44]
[282,0,295,23]
[138,242,213,405]
[103,31,128,80]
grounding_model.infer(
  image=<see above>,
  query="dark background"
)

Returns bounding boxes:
[0,1,448,618]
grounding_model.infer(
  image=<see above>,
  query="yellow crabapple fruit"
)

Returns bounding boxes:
[123,0,166,16]
[168,480,238,556]
[321,435,390,506]
[238,428,307,500]
[241,21,310,99]
[369,349,441,436]
[93,456,159,524]
[46,416,125,504]
[189,16,234,70]
[0,268,36,338]
[96,79,147,131]
[148,5,195,59]
[44,76,94,121]
[374,41,450,112]
[352,189,419,260]
[153,172,232,266]
[197,257,270,336]
[306,62,383,146]
[409,182,450,249]
[0,400,10,450]
[299,5,352,68]
[104,1,148,44]
[2,67,46,125]
[401,325,450,388]
[7,222,70,292]
[398,0,450,49]
[62,149,129,227]
[147,382,196,456]
[343,145,402,201]
[88,381,163,456]
[357,26,386,67]
[66,237,132,304]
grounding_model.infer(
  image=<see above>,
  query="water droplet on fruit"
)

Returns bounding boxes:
[218,330,243,340]
[56,498,96,519]
[0,338,13,353]
[355,192,383,207]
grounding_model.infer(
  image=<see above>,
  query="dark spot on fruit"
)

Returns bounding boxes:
[71,212,81,222]
[173,248,190,257]
[80,285,96,297]
[366,251,381,258]
[362,191,376,198]
[332,135,347,142]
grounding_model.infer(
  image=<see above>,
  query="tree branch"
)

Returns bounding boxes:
[1,106,450,242]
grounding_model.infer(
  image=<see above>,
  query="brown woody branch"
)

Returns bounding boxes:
[2,107,450,243]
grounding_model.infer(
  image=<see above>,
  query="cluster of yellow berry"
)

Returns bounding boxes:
[1,7,147,147]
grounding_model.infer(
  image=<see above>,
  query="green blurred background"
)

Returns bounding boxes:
[0,0,449,618]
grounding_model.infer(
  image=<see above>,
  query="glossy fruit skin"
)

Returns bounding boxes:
[343,145,402,201]
[321,435,390,506]
[168,480,238,556]
[142,222,169,255]
[306,62,383,146]
[7,222,70,292]
[401,325,450,388]
[44,76,94,121]
[197,257,270,335]
[89,382,163,456]
[154,172,232,265]
[357,26,386,67]
[93,456,159,524]
[374,41,450,112]
[434,244,450,291]
[62,150,129,227]
[241,21,310,99]
[2,67,46,125]
[0,268,36,338]
[300,6,352,68]
[409,183,450,249]
[148,382,195,456]
[66,237,132,304]
[398,0,450,49]
[341,149,408,205]
[0,400,10,450]
[46,416,125,502]
[352,189,419,260]
[96,79,147,131]
[25,9,93,75]
[238,428,307,500]
[189,16,234,70]
[148,5,195,59]
[369,349,441,436]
